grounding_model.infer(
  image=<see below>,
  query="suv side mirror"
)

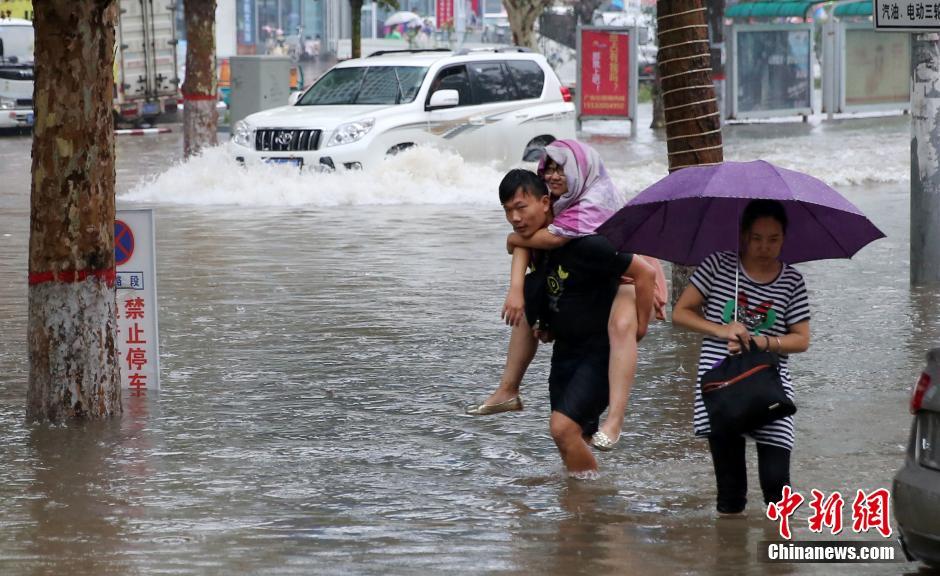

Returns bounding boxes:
[427,89,459,110]
[288,91,303,105]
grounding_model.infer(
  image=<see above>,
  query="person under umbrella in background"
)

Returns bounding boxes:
[672,200,810,515]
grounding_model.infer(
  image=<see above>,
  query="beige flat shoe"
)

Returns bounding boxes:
[590,431,620,451]
[465,396,523,416]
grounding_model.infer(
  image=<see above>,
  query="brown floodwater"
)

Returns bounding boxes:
[0,110,937,575]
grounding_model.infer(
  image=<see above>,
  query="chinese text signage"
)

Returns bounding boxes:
[579,29,630,118]
[116,209,160,395]
[876,0,940,30]
[436,0,454,29]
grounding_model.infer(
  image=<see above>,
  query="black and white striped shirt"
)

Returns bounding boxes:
[689,251,811,450]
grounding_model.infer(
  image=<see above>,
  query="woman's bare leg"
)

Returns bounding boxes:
[597,285,638,442]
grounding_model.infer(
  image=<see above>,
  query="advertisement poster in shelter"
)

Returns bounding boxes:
[736,29,812,113]
[579,29,630,118]
[844,30,909,107]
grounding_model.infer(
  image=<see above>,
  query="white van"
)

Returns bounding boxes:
[230,48,576,171]
[0,18,34,130]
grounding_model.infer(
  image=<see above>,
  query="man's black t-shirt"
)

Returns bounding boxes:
[525,235,634,348]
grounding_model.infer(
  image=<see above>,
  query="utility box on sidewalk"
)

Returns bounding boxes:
[229,56,292,126]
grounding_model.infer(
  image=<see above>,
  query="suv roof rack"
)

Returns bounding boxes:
[453,46,532,56]
[367,48,452,57]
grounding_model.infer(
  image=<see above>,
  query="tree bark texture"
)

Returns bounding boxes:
[911,33,940,284]
[650,62,666,129]
[28,0,122,422]
[657,0,723,301]
[503,0,552,50]
[182,0,218,158]
[350,0,363,58]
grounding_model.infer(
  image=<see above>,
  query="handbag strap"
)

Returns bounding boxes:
[701,363,772,394]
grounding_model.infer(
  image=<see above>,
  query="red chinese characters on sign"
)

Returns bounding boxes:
[122,297,149,396]
[766,485,805,540]
[580,30,630,117]
[436,0,454,29]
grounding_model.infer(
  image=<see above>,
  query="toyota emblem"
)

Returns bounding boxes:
[275,131,293,146]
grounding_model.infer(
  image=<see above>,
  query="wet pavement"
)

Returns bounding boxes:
[0,108,938,574]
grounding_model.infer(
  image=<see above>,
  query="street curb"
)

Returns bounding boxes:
[115,128,173,136]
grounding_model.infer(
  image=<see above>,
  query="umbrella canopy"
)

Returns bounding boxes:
[597,160,885,266]
[384,11,422,27]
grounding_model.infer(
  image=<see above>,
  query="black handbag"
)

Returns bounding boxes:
[701,344,796,436]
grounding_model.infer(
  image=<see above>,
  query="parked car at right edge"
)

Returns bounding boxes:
[893,347,940,567]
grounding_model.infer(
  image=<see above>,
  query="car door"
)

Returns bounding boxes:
[464,60,533,164]
[423,64,489,162]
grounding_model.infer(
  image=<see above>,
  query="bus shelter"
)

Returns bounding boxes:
[822,1,910,115]
[724,0,817,121]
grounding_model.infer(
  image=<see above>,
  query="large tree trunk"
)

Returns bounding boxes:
[656,0,723,302]
[503,0,551,49]
[182,0,218,158]
[351,0,363,58]
[28,0,122,422]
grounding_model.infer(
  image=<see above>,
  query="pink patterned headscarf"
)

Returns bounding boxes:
[536,139,626,238]
[537,139,668,314]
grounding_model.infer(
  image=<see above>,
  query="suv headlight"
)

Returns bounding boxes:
[0,97,15,110]
[232,120,253,148]
[327,118,374,147]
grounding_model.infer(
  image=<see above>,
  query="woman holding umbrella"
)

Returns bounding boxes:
[598,160,884,514]
[672,199,811,515]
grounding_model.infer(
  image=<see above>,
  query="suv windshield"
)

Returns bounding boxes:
[298,66,429,106]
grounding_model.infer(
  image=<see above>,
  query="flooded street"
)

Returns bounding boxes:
[1,106,938,575]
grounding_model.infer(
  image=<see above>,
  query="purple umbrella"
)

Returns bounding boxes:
[597,160,885,266]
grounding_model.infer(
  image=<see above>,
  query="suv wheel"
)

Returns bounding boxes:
[523,135,556,162]
[386,143,415,157]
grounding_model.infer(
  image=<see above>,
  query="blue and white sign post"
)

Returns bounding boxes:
[115,209,160,394]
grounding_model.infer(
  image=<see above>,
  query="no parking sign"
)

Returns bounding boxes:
[115,209,160,394]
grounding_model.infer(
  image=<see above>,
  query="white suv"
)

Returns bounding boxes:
[230,48,575,171]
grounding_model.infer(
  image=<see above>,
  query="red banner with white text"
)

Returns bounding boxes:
[580,30,630,117]
[437,0,454,29]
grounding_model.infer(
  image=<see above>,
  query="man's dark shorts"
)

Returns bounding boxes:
[549,336,610,437]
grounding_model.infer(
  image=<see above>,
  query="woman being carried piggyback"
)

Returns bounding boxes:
[500,139,668,450]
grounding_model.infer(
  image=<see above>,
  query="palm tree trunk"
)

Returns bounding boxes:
[182,0,219,158]
[656,0,723,302]
[28,0,122,422]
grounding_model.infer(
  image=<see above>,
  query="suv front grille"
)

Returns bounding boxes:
[255,129,321,152]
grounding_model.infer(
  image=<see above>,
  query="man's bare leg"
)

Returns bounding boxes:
[595,284,639,445]
[550,411,598,473]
